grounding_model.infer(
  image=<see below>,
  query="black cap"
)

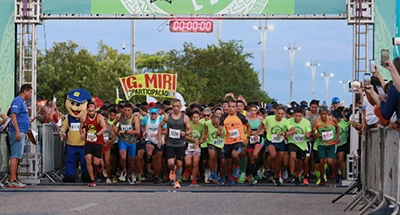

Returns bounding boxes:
[162,100,171,106]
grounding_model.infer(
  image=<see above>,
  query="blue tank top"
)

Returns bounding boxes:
[248,118,260,131]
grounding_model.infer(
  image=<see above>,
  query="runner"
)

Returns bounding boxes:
[334,108,349,183]
[184,111,206,186]
[133,108,145,183]
[287,108,312,185]
[206,115,225,184]
[256,105,296,186]
[80,102,108,187]
[213,107,223,118]
[158,99,192,189]
[108,108,120,183]
[198,108,212,183]
[246,103,265,184]
[113,103,141,184]
[305,99,320,183]
[218,100,251,186]
[312,106,340,186]
[100,111,116,184]
[142,107,166,184]
[236,100,248,183]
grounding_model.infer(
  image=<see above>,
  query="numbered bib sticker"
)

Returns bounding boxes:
[70,123,80,131]
[169,129,180,139]
[271,134,283,143]
[188,143,196,151]
[228,129,239,139]
[322,131,334,141]
[249,135,258,144]
[293,134,304,143]
[103,133,109,141]
[121,125,132,131]
[213,138,223,146]
[87,132,97,142]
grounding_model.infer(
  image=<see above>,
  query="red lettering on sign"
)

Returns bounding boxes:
[173,74,176,90]
[126,76,137,89]
[145,74,157,88]
[163,74,172,90]
[158,73,162,89]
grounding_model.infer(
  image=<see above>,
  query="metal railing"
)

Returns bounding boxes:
[345,128,400,215]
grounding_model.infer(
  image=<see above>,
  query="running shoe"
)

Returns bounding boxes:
[103,169,108,178]
[319,179,326,186]
[218,176,226,185]
[136,174,142,184]
[174,181,181,189]
[204,169,210,184]
[190,179,198,186]
[335,174,341,184]
[7,181,25,188]
[128,177,135,184]
[106,179,112,184]
[249,177,258,185]
[132,174,137,184]
[0,182,4,189]
[112,176,118,183]
[309,172,316,183]
[169,170,176,182]
[233,166,240,178]
[238,172,246,184]
[15,180,26,187]
[119,172,127,182]
[283,169,289,180]
[257,170,263,180]
[287,175,295,183]
[303,178,309,185]
[209,173,216,182]
[274,178,282,186]
[182,169,190,181]
[294,177,300,186]
[227,179,235,186]
[88,180,96,187]
[263,169,270,179]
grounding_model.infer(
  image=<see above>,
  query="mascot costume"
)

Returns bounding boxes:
[60,88,92,183]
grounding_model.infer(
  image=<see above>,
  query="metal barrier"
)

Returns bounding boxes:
[41,123,65,182]
[344,128,400,215]
[0,132,9,182]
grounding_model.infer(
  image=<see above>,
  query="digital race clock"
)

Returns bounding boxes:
[169,20,214,33]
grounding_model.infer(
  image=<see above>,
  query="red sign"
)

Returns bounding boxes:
[169,20,213,33]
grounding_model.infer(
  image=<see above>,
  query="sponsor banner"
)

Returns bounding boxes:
[0,0,15,113]
[42,0,346,15]
[120,73,177,100]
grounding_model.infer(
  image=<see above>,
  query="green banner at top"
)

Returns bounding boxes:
[42,0,346,15]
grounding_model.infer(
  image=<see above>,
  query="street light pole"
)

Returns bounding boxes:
[217,20,221,47]
[253,21,274,92]
[306,60,321,99]
[131,20,136,74]
[321,72,335,102]
[285,43,301,102]
[339,80,349,106]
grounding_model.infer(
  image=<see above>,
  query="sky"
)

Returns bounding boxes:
[37,19,356,105]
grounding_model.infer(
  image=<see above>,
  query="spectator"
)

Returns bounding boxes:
[8,84,32,188]
[378,60,400,123]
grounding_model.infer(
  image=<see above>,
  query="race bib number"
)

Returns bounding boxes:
[70,123,80,131]
[188,143,196,151]
[271,134,283,143]
[249,135,258,144]
[228,129,239,139]
[121,125,132,131]
[322,131,334,141]
[169,129,180,139]
[87,132,97,142]
[213,138,223,146]
[293,134,304,143]
[103,133,109,141]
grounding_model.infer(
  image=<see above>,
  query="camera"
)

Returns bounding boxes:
[122,43,126,50]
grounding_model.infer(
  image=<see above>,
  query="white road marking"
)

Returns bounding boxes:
[70,203,98,211]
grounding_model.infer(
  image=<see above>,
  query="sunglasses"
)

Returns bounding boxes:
[204,114,211,117]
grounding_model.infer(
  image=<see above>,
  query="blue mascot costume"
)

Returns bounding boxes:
[60,88,92,183]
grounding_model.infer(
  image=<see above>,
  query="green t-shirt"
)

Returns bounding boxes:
[188,121,205,144]
[338,119,349,147]
[263,116,292,142]
[206,123,226,149]
[288,118,311,150]
[200,119,212,148]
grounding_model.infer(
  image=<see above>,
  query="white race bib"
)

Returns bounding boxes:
[228,129,239,139]
[147,133,158,143]
[322,131,334,141]
[169,129,180,139]
[249,135,258,144]
[121,125,132,131]
[187,143,196,151]
[213,138,223,146]
[70,123,80,131]
[271,134,283,143]
[293,134,304,143]
[103,133,109,141]
[87,132,97,142]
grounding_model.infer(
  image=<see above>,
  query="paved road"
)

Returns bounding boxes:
[0,184,360,215]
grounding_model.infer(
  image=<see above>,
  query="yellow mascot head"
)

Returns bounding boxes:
[65,88,92,119]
